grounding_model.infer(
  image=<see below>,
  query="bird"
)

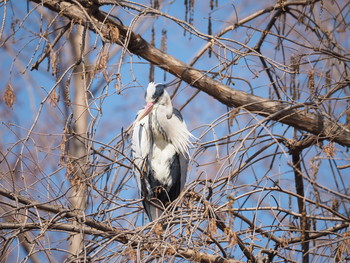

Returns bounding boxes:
[131,81,194,221]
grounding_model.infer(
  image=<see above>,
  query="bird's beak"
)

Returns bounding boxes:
[137,101,155,121]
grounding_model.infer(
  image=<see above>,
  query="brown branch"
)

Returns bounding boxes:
[0,222,106,236]
[27,0,350,147]
[290,145,310,263]
[0,188,243,263]
[176,248,244,263]
[287,222,349,244]
[30,22,72,71]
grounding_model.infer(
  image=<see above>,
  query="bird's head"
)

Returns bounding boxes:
[145,82,166,104]
[137,82,173,121]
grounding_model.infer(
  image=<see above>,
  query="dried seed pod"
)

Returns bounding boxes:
[3,83,15,109]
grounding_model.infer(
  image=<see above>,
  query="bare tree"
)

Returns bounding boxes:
[0,0,349,262]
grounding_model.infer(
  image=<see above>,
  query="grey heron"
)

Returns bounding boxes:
[131,82,194,221]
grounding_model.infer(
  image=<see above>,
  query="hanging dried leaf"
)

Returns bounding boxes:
[65,78,71,107]
[186,225,191,237]
[60,137,67,165]
[308,70,315,95]
[190,0,195,25]
[331,199,339,212]
[208,14,212,36]
[160,29,167,53]
[70,173,82,189]
[124,247,136,261]
[153,222,163,237]
[290,55,300,73]
[3,83,15,109]
[225,227,237,247]
[48,90,59,107]
[184,0,195,25]
[60,117,72,165]
[91,52,109,80]
[152,0,159,9]
[325,70,331,87]
[334,231,350,262]
[208,14,212,57]
[114,83,121,95]
[323,142,335,157]
[149,27,155,82]
[184,0,188,23]
[161,29,168,81]
[107,23,119,43]
[96,52,108,72]
[310,158,320,179]
[346,109,350,129]
[113,74,121,94]
[190,0,195,11]
[151,26,155,46]
[50,48,58,77]
[208,218,217,236]
[228,108,239,127]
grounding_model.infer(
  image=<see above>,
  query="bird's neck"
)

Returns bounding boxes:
[149,106,172,142]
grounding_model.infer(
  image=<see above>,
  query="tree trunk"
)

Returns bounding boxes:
[67,24,89,260]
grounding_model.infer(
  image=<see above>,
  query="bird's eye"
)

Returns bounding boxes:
[153,84,165,100]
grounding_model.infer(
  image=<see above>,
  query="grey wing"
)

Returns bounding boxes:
[179,153,188,191]
[131,115,150,159]
[172,108,183,121]
[173,108,189,191]
[131,116,150,194]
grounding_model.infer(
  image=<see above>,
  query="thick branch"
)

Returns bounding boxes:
[28,0,350,148]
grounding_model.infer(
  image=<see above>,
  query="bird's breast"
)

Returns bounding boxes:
[150,141,177,187]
